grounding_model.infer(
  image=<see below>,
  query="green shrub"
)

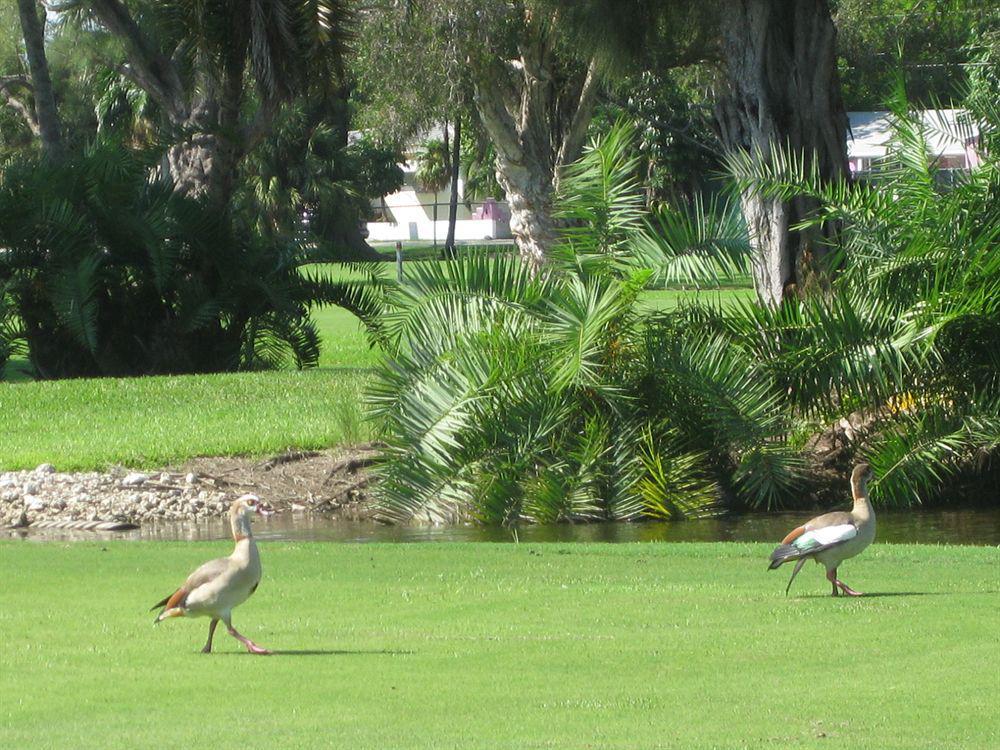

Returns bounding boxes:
[0,145,382,378]
[370,95,1000,523]
[368,124,748,524]
[715,84,1000,505]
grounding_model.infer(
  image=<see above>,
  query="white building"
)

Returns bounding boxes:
[847,110,981,175]
[363,125,512,244]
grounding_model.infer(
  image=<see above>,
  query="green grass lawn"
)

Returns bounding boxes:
[312,304,381,369]
[0,370,369,471]
[1,541,996,749]
[1,300,378,470]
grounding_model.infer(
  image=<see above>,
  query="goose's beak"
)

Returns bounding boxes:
[256,503,275,517]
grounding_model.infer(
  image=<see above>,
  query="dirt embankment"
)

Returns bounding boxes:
[174,446,378,518]
[1,445,379,530]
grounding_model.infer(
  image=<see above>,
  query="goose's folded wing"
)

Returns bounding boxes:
[182,557,232,592]
[153,557,231,612]
[792,523,858,553]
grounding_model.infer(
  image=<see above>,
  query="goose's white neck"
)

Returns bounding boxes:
[851,477,874,521]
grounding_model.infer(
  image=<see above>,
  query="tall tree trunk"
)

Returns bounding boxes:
[84,0,280,206]
[317,220,383,261]
[17,0,63,160]
[165,134,233,202]
[491,155,559,269]
[164,38,248,204]
[472,10,600,272]
[431,192,438,249]
[316,88,382,262]
[445,117,462,258]
[715,0,848,306]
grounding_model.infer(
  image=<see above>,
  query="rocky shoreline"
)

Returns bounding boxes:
[1,464,236,528]
[1,446,378,530]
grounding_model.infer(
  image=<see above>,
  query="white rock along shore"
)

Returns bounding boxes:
[0,463,233,528]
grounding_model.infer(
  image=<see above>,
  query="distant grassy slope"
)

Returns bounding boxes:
[1,542,996,749]
[0,370,368,471]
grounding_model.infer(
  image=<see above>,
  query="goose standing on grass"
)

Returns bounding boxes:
[769,463,876,596]
[151,494,273,654]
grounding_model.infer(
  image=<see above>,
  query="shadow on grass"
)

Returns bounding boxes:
[212,649,414,656]
[794,591,944,599]
[272,649,413,657]
[859,592,944,598]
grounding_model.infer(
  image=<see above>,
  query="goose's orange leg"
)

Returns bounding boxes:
[222,615,271,655]
[827,567,863,597]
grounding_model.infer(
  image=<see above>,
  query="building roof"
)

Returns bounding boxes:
[847,110,979,159]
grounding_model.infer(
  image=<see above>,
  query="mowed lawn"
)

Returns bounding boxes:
[0,368,370,471]
[0,305,374,471]
[1,275,752,471]
[1,542,996,749]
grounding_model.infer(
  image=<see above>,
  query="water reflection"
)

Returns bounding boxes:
[9,509,1000,545]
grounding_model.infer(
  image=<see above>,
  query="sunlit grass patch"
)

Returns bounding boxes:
[0,369,368,471]
[0,541,995,749]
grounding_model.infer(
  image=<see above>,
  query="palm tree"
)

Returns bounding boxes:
[0,144,385,377]
[718,85,1000,505]
[415,138,450,250]
[544,0,849,307]
[369,95,1000,522]
[368,123,749,524]
[71,0,353,204]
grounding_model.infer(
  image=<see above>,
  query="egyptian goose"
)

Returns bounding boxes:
[151,494,273,654]
[769,463,876,596]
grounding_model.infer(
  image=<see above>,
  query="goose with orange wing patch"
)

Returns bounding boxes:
[151,494,273,653]
[769,463,876,596]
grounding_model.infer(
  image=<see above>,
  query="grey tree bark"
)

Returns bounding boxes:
[715,0,848,306]
[83,0,275,205]
[472,27,600,272]
[17,0,64,160]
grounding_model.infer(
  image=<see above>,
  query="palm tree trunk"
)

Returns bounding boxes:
[715,0,848,306]
[82,0,285,207]
[432,192,438,249]
[165,133,231,201]
[445,117,462,258]
[17,0,64,160]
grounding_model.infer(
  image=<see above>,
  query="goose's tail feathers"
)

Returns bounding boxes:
[768,544,803,570]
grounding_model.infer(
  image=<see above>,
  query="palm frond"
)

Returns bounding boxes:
[865,400,1000,507]
[556,120,646,256]
[638,428,720,519]
[49,253,102,355]
[628,195,750,286]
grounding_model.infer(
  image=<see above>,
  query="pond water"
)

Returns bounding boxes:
[9,509,1000,546]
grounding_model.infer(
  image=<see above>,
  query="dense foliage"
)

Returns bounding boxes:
[592,68,722,206]
[234,96,403,256]
[368,125,749,524]
[719,87,1000,505]
[835,0,1000,109]
[0,2,389,380]
[371,96,999,523]
[0,146,382,378]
